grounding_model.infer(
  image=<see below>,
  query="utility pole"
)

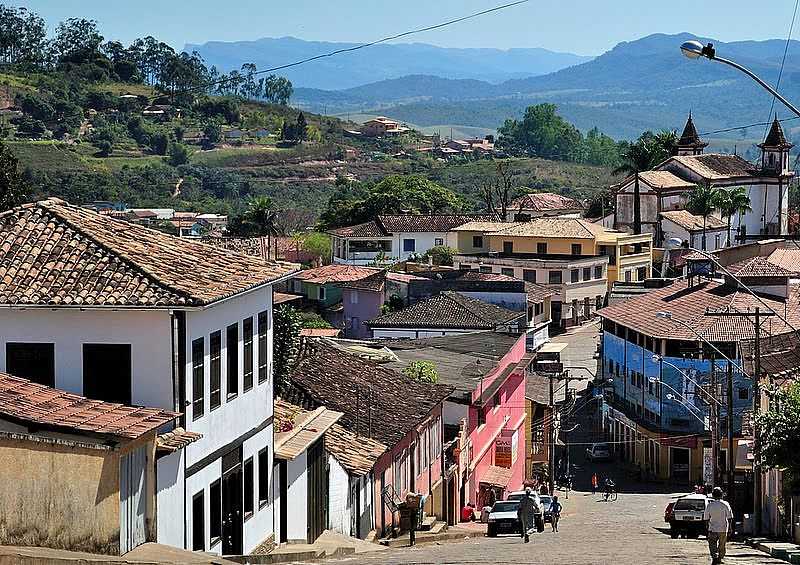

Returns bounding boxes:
[727,361,735,510]
[710,360,719,488]
[549,372,556,496]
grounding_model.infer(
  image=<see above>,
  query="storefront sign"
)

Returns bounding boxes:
[495,432,512,468]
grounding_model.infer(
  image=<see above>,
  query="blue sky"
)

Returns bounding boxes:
[19,0,799,55]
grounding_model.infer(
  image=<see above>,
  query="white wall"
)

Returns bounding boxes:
[184,286,273,469]
[328,455,350,537]
[0,309,173,409]
[157,450,185,548]
[286,451,309,542]
[243,424,274,552]
[185,456,222,554]
[394,232,448,262]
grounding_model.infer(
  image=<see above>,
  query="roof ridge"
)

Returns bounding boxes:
[38,201,194,304]
[445,291,516,322]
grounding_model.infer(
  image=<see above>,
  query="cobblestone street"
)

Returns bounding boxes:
[329,485,783,564]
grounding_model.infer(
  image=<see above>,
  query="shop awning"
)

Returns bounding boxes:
[479,465,514,488]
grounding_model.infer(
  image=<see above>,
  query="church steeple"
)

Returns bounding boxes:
[675,112,708,156]
[759,116,794,175]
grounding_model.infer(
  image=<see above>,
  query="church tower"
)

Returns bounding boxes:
[759,117,794,176]
[674,112,708,156]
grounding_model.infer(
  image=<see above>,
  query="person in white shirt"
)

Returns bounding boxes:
[703,487,733,564]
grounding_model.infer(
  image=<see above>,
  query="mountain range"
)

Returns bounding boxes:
[289,33,800,143]
[185,36,592,90]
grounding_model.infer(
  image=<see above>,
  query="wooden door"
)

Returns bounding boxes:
[222,466,243,555]
[120,445,147,554]
[306,439,328,543]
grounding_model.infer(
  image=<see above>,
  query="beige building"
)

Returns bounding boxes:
[0,371,187,555]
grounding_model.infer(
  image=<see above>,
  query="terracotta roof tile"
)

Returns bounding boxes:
[633,171,696,191]
[156,427,203,453]
[288,340,453,447]
[325,422,387,476]
[768,248,800,275]
[328,220,388,238]
[727,256,793,278]
[0,199,298,307]
[669,154,757,180]
[0,372,177,439]
[485,218,607,239]
[274,399,342,460]
[510,192,584,212]
[366,291,523,330]
[294,264,379,284]
[339,270,387,291]
[378,214,497,233]
[660,210,727,232]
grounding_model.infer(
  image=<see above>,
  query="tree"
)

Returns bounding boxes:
[497,103,584,160]
[301,232,331,265]
[613,140,663,234]
[51,17,103,63]
[150,131,169,156]
[403,360,440,384]
[757,381,800,490]
[245,196,278,236]
[652,129,678,160]
[273,305,302,395]
[686,185,721,251]
[168,143,190,166]
[713,186,751,246]
[96,139,113,157]
[422,245,456,266]
[481,161,517,219]
[202,121,222,149]
[0,142,29,211]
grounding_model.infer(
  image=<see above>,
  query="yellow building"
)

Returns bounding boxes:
[450,218,653,288]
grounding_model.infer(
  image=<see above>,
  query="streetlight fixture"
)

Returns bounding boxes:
[680,40,800,118]
[651,355,723,407]
[665,394,707,426]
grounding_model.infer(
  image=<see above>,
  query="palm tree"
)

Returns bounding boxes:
[652,129,678,159]
[246,195,278,258]
[613,140,663,234]
[686,185,721,251]
[713,187,752,247]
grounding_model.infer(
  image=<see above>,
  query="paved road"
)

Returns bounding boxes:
[329,486,781,565]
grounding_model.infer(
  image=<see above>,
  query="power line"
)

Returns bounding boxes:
[763,0,800,137]
[179,0,532,97]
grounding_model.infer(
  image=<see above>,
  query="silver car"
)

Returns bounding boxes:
[487,500,521,537]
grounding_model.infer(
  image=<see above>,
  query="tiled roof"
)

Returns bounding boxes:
[480,465,514,488]
[633,171,696,191]
[741,331,800,384]
[761,117,793,148]
[768,248,800,275]
[660,210,727,232]
[727,256,793,278]
[274,399,342,460]
[156,427,203,453]
[0,199,298,307]
[669,154,757,180]
[378,214,497,233]
[328,220,388,238]
[525,282,556,303]
[486,218,606,239]
[510,192,584,212]
[325,422,387,476]
[274,292,303,304]
[456,271,517,283]
[598,278,800,341]
[366,291,523,329]
[299,328,341,337]
[677,113,706,147]
[0,372,178,439]
[526,371,551,405]
[294,264,379,284]
[288,340,454,447]
[339,270,387,292]
[450,221,511,232]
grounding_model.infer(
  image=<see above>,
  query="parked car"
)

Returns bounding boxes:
[487,500,521,537]
[585,442,613,462]
[668,494,708,538]
[505,491,546,531]
[664,502,675,523]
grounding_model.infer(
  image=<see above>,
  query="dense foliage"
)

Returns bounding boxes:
[402,361,440,384]
[273,306,302,394]
[757,381,800,489]
[0,141,28,211]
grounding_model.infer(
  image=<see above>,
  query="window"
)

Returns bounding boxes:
[243,318,254,392]
[501,267,515,277]
[350,291,359,304]
[596,295,603,310]
[583,267,591,280]
[503,241,514,254]
[258,448,269,508]
[537,242,547,254]
[523,269,537,283]
[637,266,647,281]
[6,343,54,386]
[434,238,444,246]
[625,270,632,282]
[210,331,221,409]
[571,243,582,256]
[83,344,131,405]
[534,303,542,316]
[192,491,204,551]
[227,323,239,399]
[570,269,579,283]
[403,238,416,252]
[209,480,221,545]
[472,235,484,248]
[479,265,492,273]
[258,311,268,383]
[318,286,326,301]
[738,387,749,400]
[594,265,603,279]
[549,271,562,284]
[459,263,472,271]
[192,337,205,420]
[244,457,254,518]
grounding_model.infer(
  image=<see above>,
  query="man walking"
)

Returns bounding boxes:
[591,472,598,495]
[704,487,733,564]
[517,487,537,543]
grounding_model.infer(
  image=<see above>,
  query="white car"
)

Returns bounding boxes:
[585,442,613,462]
[669,494,709,538]
[486,500,521,537]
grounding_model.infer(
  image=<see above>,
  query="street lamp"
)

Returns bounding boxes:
[680,40,800,118]
[651,355,723,407]
[666,394,707,426]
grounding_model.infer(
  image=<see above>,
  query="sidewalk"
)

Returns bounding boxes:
[746,537,800,563]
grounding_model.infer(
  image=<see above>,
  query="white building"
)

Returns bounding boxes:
[328,214,495,266]
[0,198,298,556]
[659,210,729,251]
[614,115,793,245]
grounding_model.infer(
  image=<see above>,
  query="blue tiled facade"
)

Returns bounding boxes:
[601,331,751,435]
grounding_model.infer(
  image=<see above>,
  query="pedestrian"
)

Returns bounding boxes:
[591,472,598,494]
[704,487,733,565]
[517,487,537,543]
[550,495,563,532]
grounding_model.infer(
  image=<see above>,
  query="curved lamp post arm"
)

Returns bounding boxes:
[667,395,707,426]
[657,379,704,415]
[711,55,800,119]
[656,358,723,407]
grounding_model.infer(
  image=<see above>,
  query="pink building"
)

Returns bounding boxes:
[386,332,529,513]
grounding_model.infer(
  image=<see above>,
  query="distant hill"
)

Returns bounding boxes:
[185,36,592,90]
[291,33,800,143]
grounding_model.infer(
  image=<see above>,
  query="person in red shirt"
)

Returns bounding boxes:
[461,502,476,522]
